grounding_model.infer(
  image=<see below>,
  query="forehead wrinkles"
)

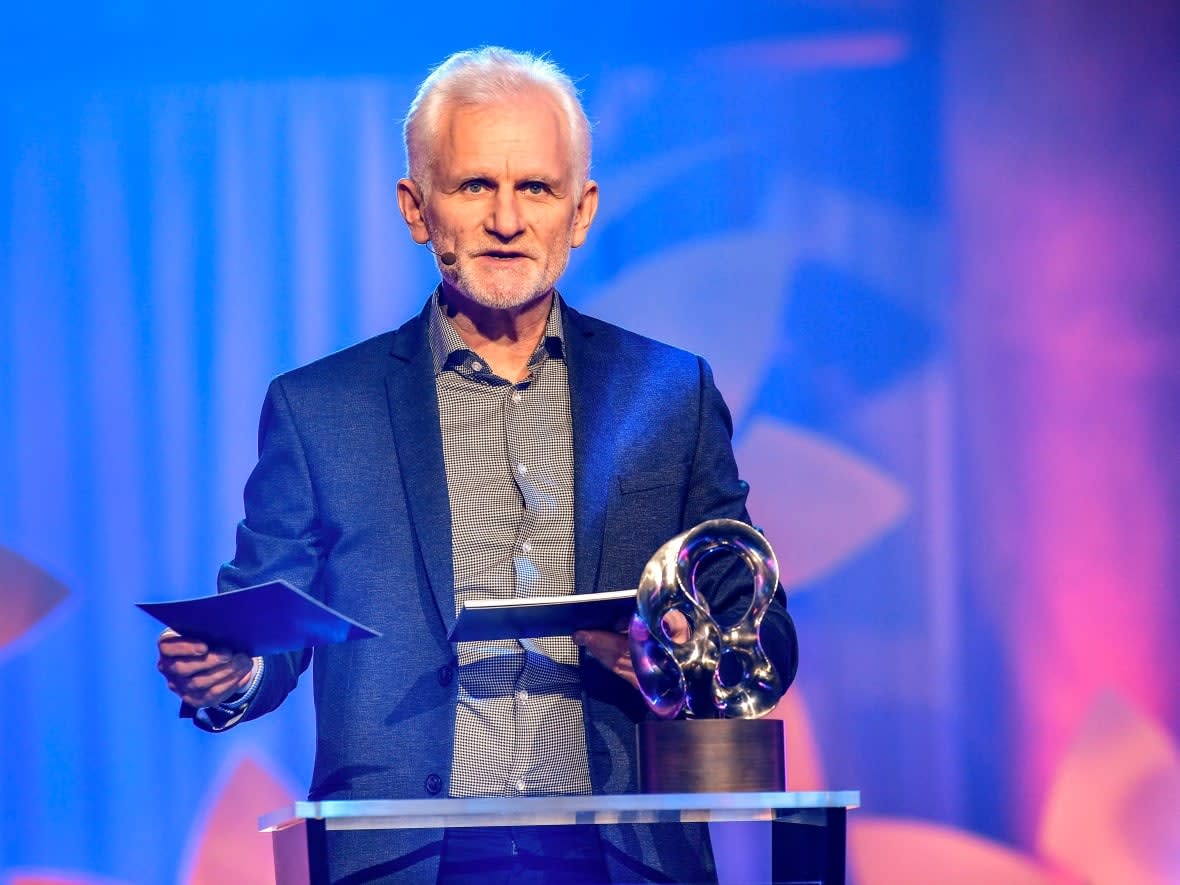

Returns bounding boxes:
[433,93,574,185]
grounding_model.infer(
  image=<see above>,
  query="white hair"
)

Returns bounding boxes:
[403,46,592,194]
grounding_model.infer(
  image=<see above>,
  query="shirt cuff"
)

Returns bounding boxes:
[215,656,265,713]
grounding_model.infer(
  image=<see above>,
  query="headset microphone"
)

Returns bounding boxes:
[428,245,458,266]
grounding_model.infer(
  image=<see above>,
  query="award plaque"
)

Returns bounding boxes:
[630,518,790,793]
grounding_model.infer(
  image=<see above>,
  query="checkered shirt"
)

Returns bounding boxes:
[428,290,592,799]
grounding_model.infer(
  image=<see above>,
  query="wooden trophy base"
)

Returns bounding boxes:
[637,718,785,793]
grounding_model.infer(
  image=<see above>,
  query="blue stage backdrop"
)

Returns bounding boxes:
[2,2,1178,884]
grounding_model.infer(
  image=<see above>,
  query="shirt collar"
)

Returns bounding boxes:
[427,287,566,378]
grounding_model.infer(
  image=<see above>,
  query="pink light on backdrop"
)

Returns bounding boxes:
[850,816,1068,885]
[846,692,1180,884]
[769,684,827,791]
[948,0,1180,843]
[0,547,70,659]
[179,753,298,885]
[1039,692,1180,884]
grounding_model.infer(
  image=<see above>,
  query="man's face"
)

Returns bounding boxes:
[399,90,597,311]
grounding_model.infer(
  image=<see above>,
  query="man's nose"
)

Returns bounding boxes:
[486,190,525,240]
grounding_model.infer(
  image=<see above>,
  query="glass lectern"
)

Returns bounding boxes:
[261,789,860,884]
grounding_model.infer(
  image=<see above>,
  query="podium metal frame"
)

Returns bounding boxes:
[261,789,860,884]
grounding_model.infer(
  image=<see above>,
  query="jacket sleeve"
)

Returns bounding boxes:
[681,357,799,693]
[189,376,322,730]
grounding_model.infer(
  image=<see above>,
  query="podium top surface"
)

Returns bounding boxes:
[260,790,861,833]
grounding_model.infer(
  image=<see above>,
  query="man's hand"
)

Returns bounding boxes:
[574,611,690,691]
[156,629,255,709]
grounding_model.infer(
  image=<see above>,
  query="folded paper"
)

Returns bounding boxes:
[137,580,381,655]
[449,588,637,642]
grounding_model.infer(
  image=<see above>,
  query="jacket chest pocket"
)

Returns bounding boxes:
[617,464,686,496]
[602,464,689,587]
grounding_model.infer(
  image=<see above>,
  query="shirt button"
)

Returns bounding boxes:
[516,463,528,475]
[511,391,522,403]
[516,689,529,701]
[424,773,443,795]
[471,360,483,372]
[515,779,526,792]
[521,541,532,554]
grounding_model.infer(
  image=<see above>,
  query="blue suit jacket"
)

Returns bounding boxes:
[214,296,798,883]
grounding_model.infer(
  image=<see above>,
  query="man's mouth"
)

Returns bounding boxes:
[478,250,529,260]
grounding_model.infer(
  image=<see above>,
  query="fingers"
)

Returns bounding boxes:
[175,668,247,710]
[156,629,254,707]
[662,610,691,643]
[197,657,255,707]
[176,656,251,690]
[158,628,210,659]
[628,612,690,643]
[574,629,639,690]
[171,663,251,708]
[583,612,692,697]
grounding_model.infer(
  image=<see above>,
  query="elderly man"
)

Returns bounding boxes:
[157,46,798,884]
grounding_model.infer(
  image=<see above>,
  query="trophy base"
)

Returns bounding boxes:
[637,718,786,793]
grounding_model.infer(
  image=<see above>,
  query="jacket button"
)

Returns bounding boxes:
[424,773,443,795]
[437,664,454,686]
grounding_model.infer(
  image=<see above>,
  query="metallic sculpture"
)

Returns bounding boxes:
[630,518,785,720]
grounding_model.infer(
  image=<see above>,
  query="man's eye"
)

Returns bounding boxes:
[523,182,548,195]
[463,181,487,193]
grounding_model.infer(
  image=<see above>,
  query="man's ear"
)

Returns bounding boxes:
[571,180,599,249]
[397,178,431,245]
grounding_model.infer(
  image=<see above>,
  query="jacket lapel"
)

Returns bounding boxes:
[384,301,456,634]
[563,302,617,597]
